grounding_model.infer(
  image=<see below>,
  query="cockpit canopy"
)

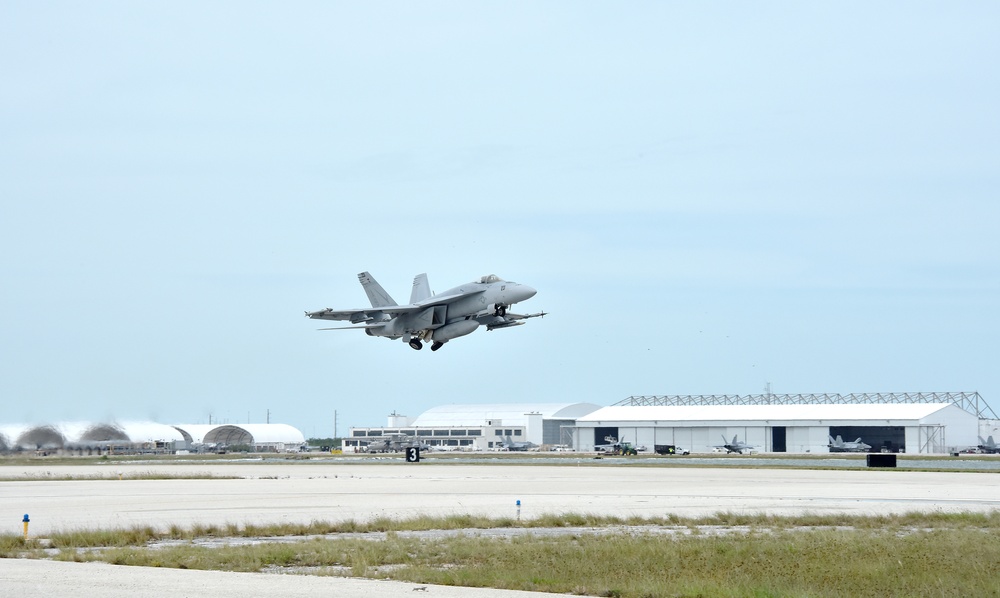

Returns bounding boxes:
[479,274,505,284]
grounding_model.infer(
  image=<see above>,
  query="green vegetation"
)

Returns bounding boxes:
[306,437,341,449]
[4,512,1000,596]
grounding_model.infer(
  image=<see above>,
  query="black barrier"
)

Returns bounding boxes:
[405,447,421,463]
[866,453,896,468]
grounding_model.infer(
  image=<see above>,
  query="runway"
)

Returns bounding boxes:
[3,459,999,596]
[4,459,1000,534]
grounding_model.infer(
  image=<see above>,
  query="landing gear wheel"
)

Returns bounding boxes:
[409,339,423,350]
[431,341,444,351]
[494,305,507,317]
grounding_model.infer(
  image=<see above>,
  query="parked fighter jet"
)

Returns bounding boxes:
[306,272,545,351]
[366,433,430,454]
[498,436,537,451]
[716,434,755,454]
[978,436,1000,454]
[828,435,872,453]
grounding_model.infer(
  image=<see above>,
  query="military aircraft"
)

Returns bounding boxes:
[366,433,430,454]
[828,435,872,453]
[498,436,537,451]
[716,434,755,454]
[306,272,545,351]
[978,436,1000,454]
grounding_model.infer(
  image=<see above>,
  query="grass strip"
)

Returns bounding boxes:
[32,527,1000,597]
[4,512,1000,596]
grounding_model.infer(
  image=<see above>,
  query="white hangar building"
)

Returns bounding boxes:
[573,403,980,454]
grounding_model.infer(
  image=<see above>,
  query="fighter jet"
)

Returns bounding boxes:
[716,434,755,454]
[828,435,872,453]
[498,436,537,451]
[306,272,544,351]
[366,433,430,454]
[978,436,1000,454]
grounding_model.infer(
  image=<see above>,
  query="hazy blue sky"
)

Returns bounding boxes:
[2,3,997,438]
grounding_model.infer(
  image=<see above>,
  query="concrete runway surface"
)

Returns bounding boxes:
[4,459,999,596]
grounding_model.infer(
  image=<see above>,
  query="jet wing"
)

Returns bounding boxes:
[305,305,420,322]
[307,289,487,323]
[411,289,484,307]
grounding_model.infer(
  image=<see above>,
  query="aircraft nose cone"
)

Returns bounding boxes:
[517,285,537,301]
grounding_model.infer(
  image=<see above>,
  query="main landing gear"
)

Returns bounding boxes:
[494,304,508,317]
[431,341,445,351]
[408,338,423,350]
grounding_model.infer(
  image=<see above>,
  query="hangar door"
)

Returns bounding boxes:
[771,427,786,452]
[594,427,618,446]
[829,426,904,453]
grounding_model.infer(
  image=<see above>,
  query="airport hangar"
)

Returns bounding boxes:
[0,422,306,454]
[348,392,993,454]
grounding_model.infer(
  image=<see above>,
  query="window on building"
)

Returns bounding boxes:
[433,430,450,436]
[467,430,481,436]
[416,430,432,436]
[495,430,504,436]
[352,431,367,437]
[513,430,522,436]
[451,430,466,436]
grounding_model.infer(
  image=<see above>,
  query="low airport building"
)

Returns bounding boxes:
[344,402,602,452]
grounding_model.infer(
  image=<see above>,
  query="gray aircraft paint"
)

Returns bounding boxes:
[307,272,544,351]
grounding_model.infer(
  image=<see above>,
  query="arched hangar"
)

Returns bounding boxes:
[573,403,978,454]
[172,423,305,452]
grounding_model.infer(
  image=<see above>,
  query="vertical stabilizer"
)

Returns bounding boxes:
[410,273,431,304]
[357,272,397,308]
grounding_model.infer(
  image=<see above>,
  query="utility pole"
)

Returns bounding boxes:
[334,410,338,441]
[266,409,270,424]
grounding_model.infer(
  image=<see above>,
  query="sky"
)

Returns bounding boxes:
[1,2,998,439]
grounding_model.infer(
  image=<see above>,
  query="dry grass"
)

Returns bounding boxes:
[3,512,1000,596]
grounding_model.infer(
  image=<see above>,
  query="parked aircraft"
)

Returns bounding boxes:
[828,435,872,453]
[716,434,755,454]
[366,433,429,454]
[498,436,537,451]
[306,272,545,351]
[978,436,1000,454]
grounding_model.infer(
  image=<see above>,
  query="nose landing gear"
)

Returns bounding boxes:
[408,338,423,350]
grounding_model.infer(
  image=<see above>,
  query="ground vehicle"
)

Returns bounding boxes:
[654,444,689,455]
[612,442,638,456]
